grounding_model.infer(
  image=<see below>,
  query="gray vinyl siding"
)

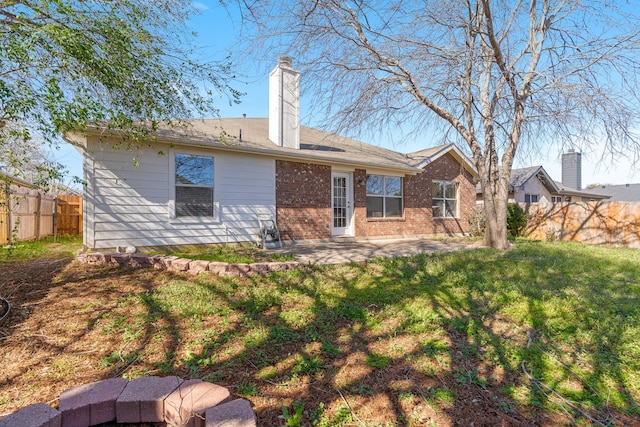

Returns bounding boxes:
[84,138,276,249]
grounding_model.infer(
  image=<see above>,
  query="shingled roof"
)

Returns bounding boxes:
[586,183,640,201]
[75,118,478,176]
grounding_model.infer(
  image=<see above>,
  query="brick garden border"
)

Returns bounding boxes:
[0,376,256,427]
[76,253,302,276]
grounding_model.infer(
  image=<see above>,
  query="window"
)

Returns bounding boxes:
[551,196,561,203]
[524,193,539,203]
[366,175,403,218]
[174,153,214,217]
[432,181,458,218]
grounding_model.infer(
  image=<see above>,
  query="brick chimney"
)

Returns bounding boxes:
[562,149,582,190]
[269,56,300,149]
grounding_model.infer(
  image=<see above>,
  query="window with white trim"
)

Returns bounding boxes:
[366,175,403,218]
[174,153,214,217]
[432,180,458,218]
[524,193,539,203]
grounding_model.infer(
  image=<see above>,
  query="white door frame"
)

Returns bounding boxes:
[331,172,354,236]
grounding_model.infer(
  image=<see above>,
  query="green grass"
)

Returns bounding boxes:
[0,235,81,262]
[10,238,640,424]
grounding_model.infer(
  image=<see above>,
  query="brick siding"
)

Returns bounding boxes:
[275,160,332,240]
[276,153,475,241]
[354,153,475,237]
[421,152,476,235]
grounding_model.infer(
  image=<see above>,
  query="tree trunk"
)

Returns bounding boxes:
[480,176,510,250]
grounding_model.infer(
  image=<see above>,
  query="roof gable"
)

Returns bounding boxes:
[406,144,477,176]
[510,166,559,193]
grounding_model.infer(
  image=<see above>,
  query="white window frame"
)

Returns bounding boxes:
[432,180,458,218]
[366,175,403,218]
[524,193,539,203]
[169,151,219,223]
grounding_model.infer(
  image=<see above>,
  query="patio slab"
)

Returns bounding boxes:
[267,236,477,264]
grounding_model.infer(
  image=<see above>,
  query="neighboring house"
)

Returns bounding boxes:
[590,183,640,201]
[477,151,609,204]
[66,57,477,250]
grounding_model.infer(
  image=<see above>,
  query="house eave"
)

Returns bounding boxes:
[557,189,611,200]
[67,127,421,176]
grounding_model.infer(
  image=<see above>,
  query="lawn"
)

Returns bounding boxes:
[1,237,639,426]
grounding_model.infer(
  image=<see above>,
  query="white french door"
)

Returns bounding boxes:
[331,172,353,236]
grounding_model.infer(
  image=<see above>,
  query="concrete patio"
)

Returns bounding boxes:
[267,236,479,264]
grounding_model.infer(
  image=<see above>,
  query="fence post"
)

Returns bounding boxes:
[1,181,8,244]
[53,197,59,240]
[5,180,12,244]
[34,192,42,240]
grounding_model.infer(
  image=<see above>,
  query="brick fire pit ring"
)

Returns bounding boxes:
[0,376,256,427]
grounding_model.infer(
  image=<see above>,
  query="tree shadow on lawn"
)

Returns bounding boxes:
[209,244,640,425]
[137,243,639,426]
[2,243,639,426]
[0,261,183,415]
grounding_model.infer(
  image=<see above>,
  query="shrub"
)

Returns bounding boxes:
[507,203,528,237]
[467,206,485,237]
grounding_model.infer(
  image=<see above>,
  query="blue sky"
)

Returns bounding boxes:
[52,1,637,189]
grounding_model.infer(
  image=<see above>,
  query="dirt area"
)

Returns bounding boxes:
[0,251,637,426]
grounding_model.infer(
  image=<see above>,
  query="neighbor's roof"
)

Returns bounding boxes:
[71,118,476,175]
[475,166,609,200]
[476,166,556,196]
[508,166,610,199]
[587,183,640,201]
[509,166,558,192]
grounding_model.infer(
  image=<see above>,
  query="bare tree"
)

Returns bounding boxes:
[241,0,640,249]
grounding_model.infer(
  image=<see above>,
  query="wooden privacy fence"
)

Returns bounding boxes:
[1,183,82,244]
[56,195,83,236]
[523,201,640,248]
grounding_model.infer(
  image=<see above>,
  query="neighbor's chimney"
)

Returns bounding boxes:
[562,149,582,190]
[269,56,300,149]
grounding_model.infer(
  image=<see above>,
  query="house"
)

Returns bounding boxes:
[477,151,609,204]
[66,57,477,250]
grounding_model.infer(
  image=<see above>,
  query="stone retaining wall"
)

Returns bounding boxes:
[0,376,256,427]
[76,253,302,276]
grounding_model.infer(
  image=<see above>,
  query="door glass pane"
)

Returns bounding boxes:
[333,176,347,228]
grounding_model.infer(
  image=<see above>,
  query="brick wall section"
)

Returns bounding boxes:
[424,153,476,235]
[275,160,332,240]
[275,153,475,241]
[353,168,432,237]
[355,152,475,237]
